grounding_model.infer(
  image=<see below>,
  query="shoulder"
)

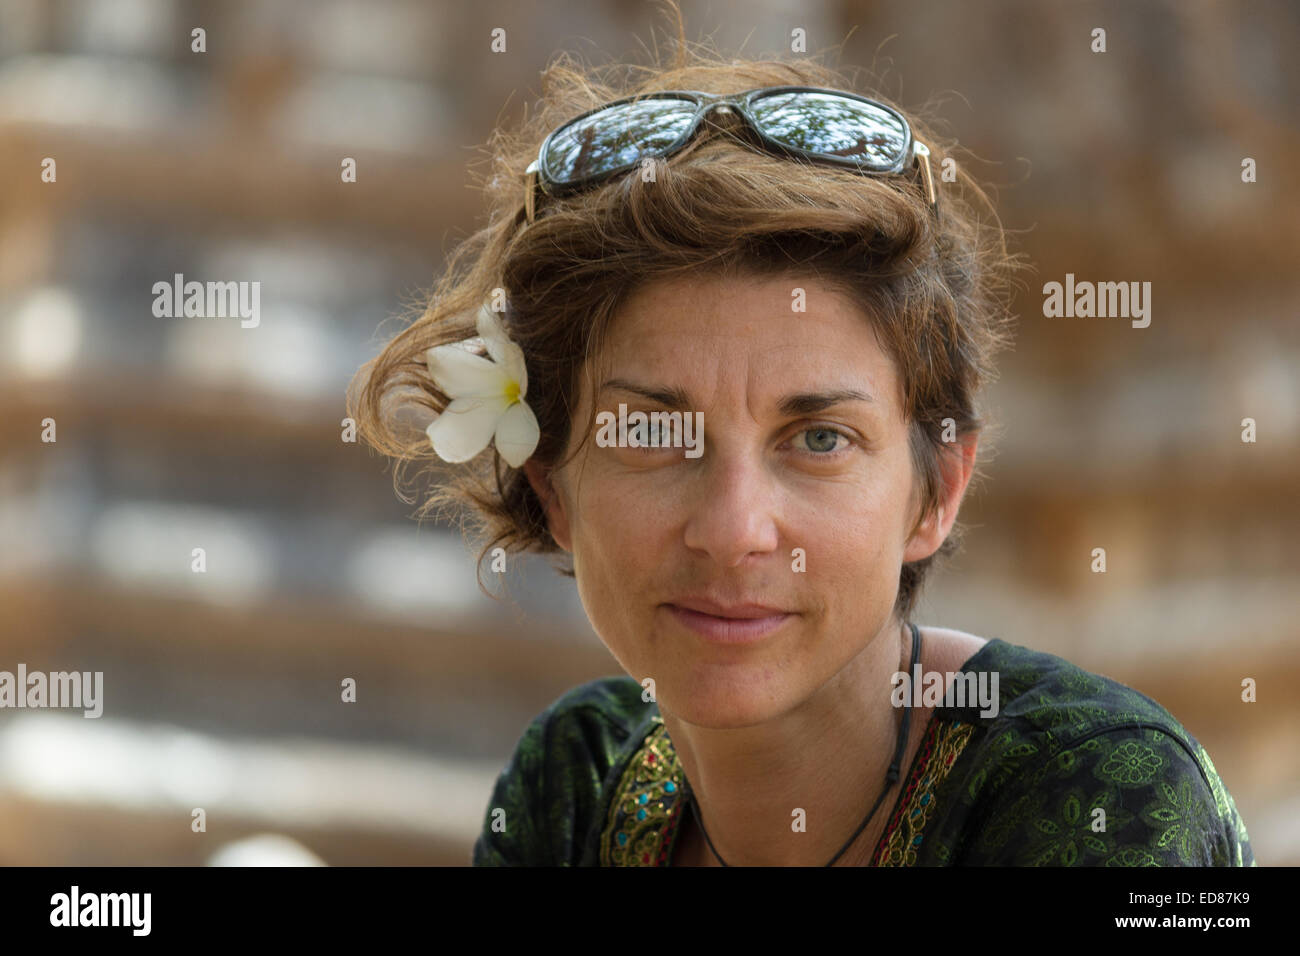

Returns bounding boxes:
[960,637,1185,732]
[471,676,654,866]
[550,674,652,728]
[939,639,1255,866]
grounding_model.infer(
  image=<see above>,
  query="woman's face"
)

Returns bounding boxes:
[527,273,954,729]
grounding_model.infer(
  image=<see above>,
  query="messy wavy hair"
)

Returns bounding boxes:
[348,3,1020,623]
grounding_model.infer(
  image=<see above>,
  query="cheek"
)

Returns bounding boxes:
[571,480,647,564]
[804,503,892,595]
[797,469,913,602]
[805,461,909,539]
[567,478,671,632]
[570,462,683,552]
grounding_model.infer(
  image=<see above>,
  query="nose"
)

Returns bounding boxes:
[681,443,781,568]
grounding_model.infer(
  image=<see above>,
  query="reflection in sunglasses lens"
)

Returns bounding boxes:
[748,92,907,167]
[544,98,699,184]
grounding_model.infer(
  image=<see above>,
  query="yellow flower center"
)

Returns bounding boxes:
[504,380,520,404]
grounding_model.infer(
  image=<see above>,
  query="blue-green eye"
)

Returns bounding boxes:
[629,420,671,447]
[795,427,849,454]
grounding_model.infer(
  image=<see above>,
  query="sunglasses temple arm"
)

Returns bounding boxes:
[521,160,539,225]
[913,141,938,218]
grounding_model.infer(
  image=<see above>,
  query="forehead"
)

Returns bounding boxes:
[592,272,899,404]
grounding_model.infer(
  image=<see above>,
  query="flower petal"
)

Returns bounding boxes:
[426,343,509,399]
[500,340,528,397]
[476,304,511,366]
[426,395,510,463]
[493,400,541,468]
[474,304,529,397]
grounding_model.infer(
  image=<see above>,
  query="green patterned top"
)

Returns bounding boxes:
[472,638,1255,866]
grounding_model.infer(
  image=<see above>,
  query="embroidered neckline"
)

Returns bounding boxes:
[598,711,975,866]
[599,718,689,866]
[870,718,975,865]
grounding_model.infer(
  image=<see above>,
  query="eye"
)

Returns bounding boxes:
[643,421,669,445]
[628,419,672,449]
[790,426,851,455]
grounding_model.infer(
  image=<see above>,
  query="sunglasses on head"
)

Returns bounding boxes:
[521,86,938,225]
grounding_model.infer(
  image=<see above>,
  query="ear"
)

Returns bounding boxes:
[902,432,978,563]
[523,459,573,552]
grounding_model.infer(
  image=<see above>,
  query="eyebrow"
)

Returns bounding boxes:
[598,379,875,416]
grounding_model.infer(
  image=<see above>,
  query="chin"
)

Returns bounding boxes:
[659,665,797,730]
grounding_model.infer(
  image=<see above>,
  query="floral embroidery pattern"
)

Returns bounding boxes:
[1106,847,1161,866]
[599,718,688,866]
[1020,787,1133,865]
[1142,777,1214,864]
[1097,739,1163,786]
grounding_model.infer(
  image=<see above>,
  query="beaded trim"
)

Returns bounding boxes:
[871,718,975,866]
[599,717,689,866]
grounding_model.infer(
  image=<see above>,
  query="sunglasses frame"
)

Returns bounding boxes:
[521,86,937,224]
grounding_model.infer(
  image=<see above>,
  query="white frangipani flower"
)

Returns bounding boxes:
[424,304,540,468]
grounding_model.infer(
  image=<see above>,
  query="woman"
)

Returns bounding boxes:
[349,37,1254,867]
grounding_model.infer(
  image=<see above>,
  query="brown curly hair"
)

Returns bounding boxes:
[347,3,1021,622]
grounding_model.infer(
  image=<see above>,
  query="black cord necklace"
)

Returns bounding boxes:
[685,620,921,867]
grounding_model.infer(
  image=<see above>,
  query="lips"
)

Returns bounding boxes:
[663,597,795,644]
[668,597,790,619]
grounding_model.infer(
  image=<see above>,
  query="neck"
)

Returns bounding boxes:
[662,617,910,866]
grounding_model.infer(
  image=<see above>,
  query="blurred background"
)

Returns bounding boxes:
[0,0,1296,866]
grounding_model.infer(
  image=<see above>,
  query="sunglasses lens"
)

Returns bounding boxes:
[543,97,700,186]
[747,91,908,168]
